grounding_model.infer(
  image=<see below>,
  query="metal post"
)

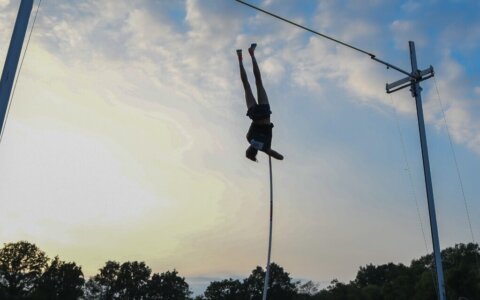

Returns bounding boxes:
[0,0,34,138]
[409,41,446,300]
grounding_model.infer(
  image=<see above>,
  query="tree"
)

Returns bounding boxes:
[243,266,264,299]
[84,278,104,300]
[315,279,362,300]
[442,243,480,299]
[116,261,151,299]
[203,278,245,300]
[86,260,120,300]
[86,260,151,300]
[295,280,319,299]
[0,241,49,298]
[360,284,382,300]
[34,256,85,299]
[410,243,480,299]
[146,269,192,300]
[243,263,297,300]
[412,271,436,300]
[310,243,480,300]
[355,263,410,289]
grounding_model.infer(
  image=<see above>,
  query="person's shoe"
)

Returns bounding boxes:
[267,149,284,160]
[236,49,242,60]
[248,43,257,56]
[246,145,258,162]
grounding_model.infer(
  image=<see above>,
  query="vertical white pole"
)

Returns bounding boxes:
[409,41,446,300]
[262,156,273,300]
[0,0,34,138]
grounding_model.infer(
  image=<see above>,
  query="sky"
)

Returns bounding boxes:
[1,0,479,295]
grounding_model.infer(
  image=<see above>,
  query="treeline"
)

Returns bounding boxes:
[0,241,478,299]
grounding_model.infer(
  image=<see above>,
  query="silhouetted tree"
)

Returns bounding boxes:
[311,243,480,300]
[355,262,415,299]
[442,243,480,299]
[86,260,151,300]
[243,263,297,300]
[359,284,382,300]
[243,266,264,299]
[84,278,104,300]
[355,263,410,288]
[203,278,245,300]
[116,261,151,299]
[33,256,84,299]
[0,239,476,300]
[314,279,362,300]
[0,241,49,298]
[86,260,120,300]
[295,280,320,300]
[146,269,192,299]
[412,271,436,300]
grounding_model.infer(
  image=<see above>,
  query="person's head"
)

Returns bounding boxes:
[246,146,258,162]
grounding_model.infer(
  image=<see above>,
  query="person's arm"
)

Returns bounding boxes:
[265,149,284,160]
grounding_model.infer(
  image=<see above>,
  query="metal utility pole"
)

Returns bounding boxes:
[0,0,34,138]
[386,41,445,300]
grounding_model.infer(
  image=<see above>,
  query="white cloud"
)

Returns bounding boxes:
[0,0,9,8]
[390,19,427,49]
[421,54,480,154]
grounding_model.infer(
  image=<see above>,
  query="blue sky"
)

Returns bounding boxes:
[0,0,479,295]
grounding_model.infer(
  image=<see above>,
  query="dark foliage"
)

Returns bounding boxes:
[33,256,85,299]
[0,241,478,299]
[204,278,245,300]
[146,270,192,300]
[0,241,49,299]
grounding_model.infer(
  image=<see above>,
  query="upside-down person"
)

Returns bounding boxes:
[237,43,284,162]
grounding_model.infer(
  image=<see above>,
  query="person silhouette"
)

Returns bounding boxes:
[237,43,283,162]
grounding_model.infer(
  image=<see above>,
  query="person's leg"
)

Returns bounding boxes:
[249,44,269,105]
[237,49,256,109]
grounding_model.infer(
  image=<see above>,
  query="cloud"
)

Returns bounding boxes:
[0,0,9,8]
[424,55,480,153]
[390,19,427,49]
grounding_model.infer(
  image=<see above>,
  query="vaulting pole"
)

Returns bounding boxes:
[0,0,34,138]
[262,156,274,300]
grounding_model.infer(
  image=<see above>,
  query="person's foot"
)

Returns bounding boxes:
[246,145,258,162]
[237,49,242,60]
[248,43,257,56]
[266,149,284,160]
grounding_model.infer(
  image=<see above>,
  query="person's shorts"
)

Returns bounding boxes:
[246,104,271,121]
[246,123,273,151]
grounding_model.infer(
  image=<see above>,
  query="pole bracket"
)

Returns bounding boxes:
[386,66,434,94]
